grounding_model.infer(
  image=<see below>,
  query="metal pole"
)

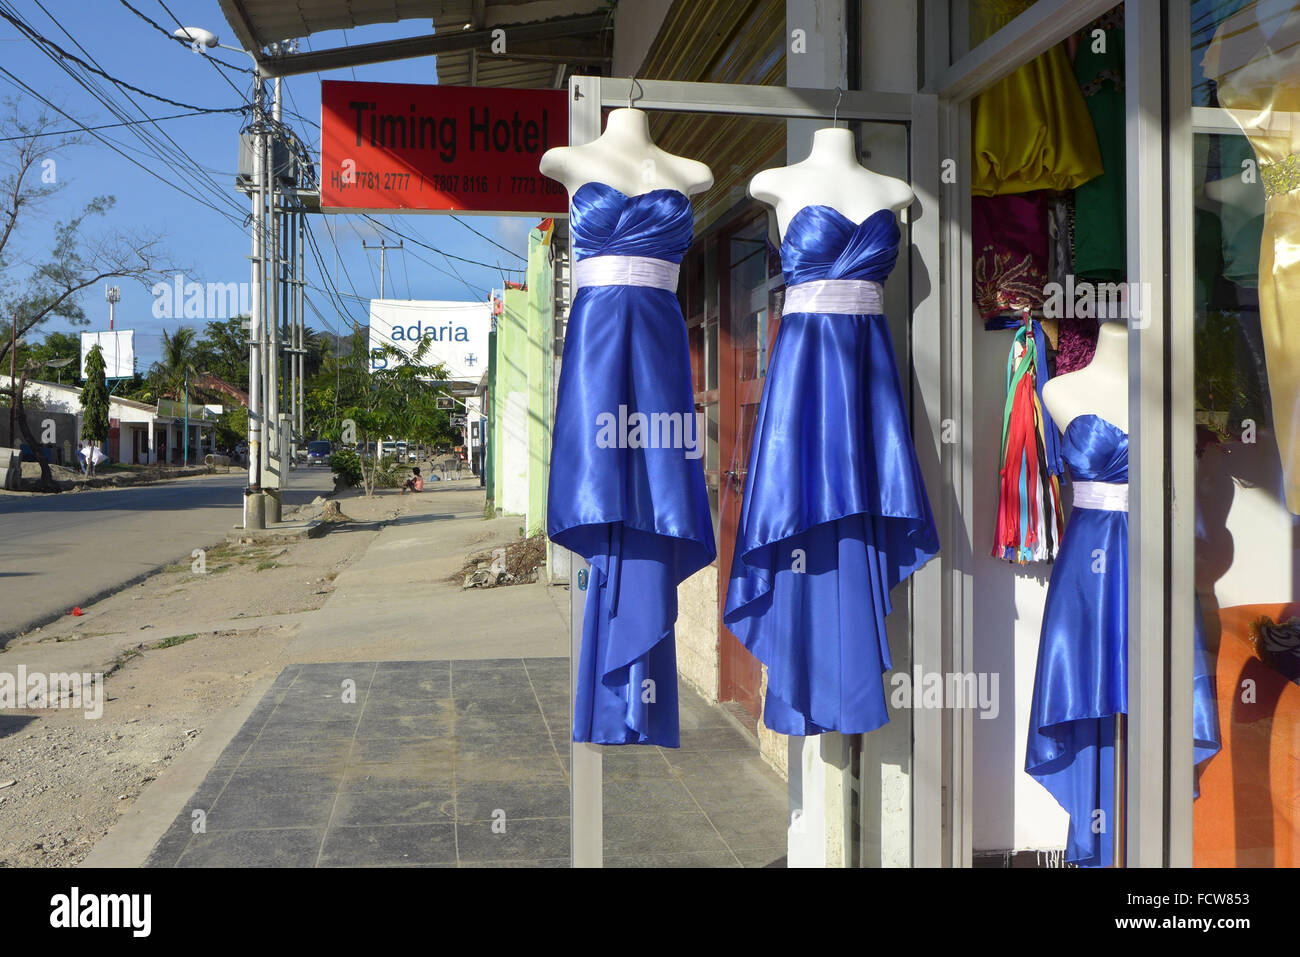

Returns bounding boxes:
[183,368,189,466]
[9,313,16,445]
[296,211,305,441]
[245,68,265,529]
[288,209,297,458]
[1114,714,1126,867]
[261,77,283,519]
[567,74,602,869]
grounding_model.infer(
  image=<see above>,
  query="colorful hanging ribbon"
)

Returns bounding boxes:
[990,313,1065,563]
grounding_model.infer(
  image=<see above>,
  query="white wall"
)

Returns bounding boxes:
[970,329,1070,855]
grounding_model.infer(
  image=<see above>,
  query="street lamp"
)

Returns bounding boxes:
[171,27,259,68]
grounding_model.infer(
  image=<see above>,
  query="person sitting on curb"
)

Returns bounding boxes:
[401,466,424,495]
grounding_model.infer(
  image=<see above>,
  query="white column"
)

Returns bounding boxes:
[783,0,854,869]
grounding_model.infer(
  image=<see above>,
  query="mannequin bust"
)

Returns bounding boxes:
[539,107,713,198]
[749,127,914,238]
[1042,320,1129,432]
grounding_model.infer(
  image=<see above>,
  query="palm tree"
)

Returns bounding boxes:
[302,326,330,379]
[148,327,200,400]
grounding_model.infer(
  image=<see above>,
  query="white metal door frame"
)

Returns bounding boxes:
[563,74,945,867]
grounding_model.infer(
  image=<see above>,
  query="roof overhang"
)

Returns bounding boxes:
[217,0,611,81]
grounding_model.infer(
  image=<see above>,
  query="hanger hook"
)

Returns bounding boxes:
[628,75,643,110]
[832,86,844,128]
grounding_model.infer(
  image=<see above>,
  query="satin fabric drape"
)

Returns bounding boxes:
[1027,414,1222,866]
[1026,414,1129,867]
[548,183,715,746]
[1205,4,1300,513]
[723,206,939,736]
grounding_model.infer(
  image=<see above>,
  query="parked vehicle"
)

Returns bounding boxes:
[305,440,332,467]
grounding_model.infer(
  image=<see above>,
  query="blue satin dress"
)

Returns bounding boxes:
[1026,414,1221,866]
[722,206,940,736]
[547,183,716,747]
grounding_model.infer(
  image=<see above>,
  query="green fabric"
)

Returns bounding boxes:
[1215,134,1264,289]
[1072,25,1126,282]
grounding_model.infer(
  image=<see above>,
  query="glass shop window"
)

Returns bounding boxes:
[950,0,1046,61]
[968,4,1132,868]
[1188,0,1300,868]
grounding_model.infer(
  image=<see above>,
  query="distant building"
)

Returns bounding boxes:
[0,376,216,465]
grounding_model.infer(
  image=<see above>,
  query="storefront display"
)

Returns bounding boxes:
[536,0,1300,869]
[722,125,939,736]
[543,108,716,746]
[1203,1,1300,514]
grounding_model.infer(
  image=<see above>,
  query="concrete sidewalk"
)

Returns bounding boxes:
[86,481,788,868]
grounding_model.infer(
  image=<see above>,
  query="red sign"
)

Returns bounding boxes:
[320,80,567,215]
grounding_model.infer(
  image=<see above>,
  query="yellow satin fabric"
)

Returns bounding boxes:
[1208,4,1300,513]
[971,43,1104,197]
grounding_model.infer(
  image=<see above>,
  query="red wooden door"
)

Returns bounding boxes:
[717,212,780,719]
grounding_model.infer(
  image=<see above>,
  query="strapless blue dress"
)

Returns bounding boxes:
[1026,413,1221,866]
[548,183,716,747]
[722,206,940,736]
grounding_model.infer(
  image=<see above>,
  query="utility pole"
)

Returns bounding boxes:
[244,66,266,529]
[261,75,285,523]
[8,313,16,445]
[296,211,305,443]
[363,239,403,298]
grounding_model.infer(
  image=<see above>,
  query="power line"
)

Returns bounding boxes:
[0,66,247,231]
[450,215,527,260]
[361,215,525,272]
[152,0,251,101]
[0,108,218,141]
[0,6,243,113]
[117,0,252,74]
[11,0,249,224]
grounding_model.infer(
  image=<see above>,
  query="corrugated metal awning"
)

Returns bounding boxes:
[218,0,612,83]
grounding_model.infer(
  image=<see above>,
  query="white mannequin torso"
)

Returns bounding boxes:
[749,127,914,238]
[1042,320,1129,433]
[539,108,714,198]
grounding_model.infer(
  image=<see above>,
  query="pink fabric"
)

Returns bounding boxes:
[973,192,1050,320]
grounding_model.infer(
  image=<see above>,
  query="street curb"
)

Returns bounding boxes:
[225,519,327,544]
[14,465,221,494]
[0,536,231,648]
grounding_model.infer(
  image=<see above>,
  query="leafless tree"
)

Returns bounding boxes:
[0,96,171,490]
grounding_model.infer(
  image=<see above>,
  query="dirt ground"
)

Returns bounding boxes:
[0,490,410,867]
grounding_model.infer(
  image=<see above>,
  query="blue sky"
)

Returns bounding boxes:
[1,0,535,371]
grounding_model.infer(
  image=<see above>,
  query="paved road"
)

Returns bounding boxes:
[0,468,336,641]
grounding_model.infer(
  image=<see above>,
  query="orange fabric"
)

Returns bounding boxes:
[1194,602,1300,867]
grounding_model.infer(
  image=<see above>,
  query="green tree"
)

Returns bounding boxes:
[334,333,451,496]
[80,344,109,465]
[215,404,248,451]
[12,330,80,382]
[190,316,249,392]
[148,326,200,400]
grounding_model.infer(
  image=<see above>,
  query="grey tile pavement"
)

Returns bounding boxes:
[144,658,788,868]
